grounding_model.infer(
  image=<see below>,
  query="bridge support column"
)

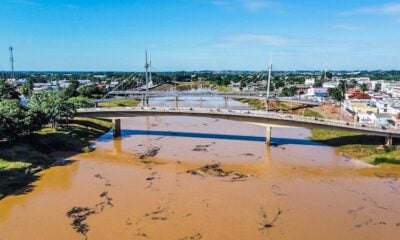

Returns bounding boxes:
[94,102,98,108]
[385,134,393,147]
[175,96,179,109]
[112,118,121,138]
[266,125,272,146]
[224,97,228,109]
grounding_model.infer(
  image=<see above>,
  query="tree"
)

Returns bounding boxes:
[64,80,80,98]
[68,96,93,108]
[313,80,323,87]
[360,83,368,93]
[280,86,297,97]
[29,90,76,128]
[328,88,343,105]
[20,79,34,96]
[338,80,347,100]
[78,85,104,98]
[0,80,20,100]
[0,100,26,140]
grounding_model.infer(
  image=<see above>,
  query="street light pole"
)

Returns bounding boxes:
[144,50,149,106]
[266,55,272,112]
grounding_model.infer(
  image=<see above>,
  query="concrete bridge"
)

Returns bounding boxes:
[97,91,322,107]
[76,107,399,146]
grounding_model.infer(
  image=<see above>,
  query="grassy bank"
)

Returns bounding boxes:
[98,99,139,108]
[236,98,265,110]
[309,129,400,165]
[0,117,112,199]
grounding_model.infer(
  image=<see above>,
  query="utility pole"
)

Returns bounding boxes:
[9,46,14,80]
[266,55,272,112]
[144,50,149,106]
[149,55,153,87]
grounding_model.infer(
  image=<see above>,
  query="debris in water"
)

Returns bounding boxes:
[179,233,203,240]
[258,207,282,230]
[139,147,161,160]
[66,207,96,239]
[94,174,112,187]
[66,191,114,239]
[187,163,252,182]
[192,142,215,152]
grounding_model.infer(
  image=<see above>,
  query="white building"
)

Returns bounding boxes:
[322,81,339,89]
[375,100,390,113]
[304,78,315,86]
[357,112,376,125]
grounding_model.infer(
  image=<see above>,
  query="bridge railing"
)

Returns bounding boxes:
[76,107,400,135]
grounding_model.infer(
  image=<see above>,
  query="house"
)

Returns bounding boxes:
[391,114,400,128]
[357,112,376,125]
[346,88,371,100]
[322,82,339,89]
[342,100,377,114]
[375,100,390,113]
[306,87,329,101]
[370,80,384,92]
[375,113,393,127]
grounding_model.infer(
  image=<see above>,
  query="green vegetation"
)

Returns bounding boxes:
[280,86,297,97]
[217,85,232,92]
[0,80,113,199]
[98,98,139,108]
[0,117,112,199]
[303,109,324,118]
[309,129,400,165]
[236,98,265,110]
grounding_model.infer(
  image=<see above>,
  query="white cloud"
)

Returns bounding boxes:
[240,0,272,11]
[343,3,400,15]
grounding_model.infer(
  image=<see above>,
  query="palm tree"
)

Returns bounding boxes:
[360,83,368,94]
[338,80,347,103]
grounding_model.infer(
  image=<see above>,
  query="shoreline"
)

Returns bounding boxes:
[0,117,112,200]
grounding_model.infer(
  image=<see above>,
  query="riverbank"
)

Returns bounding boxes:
[0,117,112,200]
[236,98,400,165]
[309,129,400,165]
[98,99,139,108]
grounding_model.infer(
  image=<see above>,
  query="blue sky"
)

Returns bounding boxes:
[0,0,400,71]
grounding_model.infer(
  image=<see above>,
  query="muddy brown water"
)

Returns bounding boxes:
[1,115,400,240]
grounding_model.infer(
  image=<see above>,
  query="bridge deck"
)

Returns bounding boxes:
[76,107,400,138]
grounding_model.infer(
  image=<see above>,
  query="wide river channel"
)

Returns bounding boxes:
[1,97,400,240]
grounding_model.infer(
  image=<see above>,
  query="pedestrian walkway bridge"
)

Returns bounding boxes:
[77,107,399,146]
[98,91,322,106]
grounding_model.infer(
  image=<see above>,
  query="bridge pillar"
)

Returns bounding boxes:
[112,118,121,138]
[385,134,393,147]
[94,102,98,108]
[224,97,228,109]
[266,126,272,146]
[175,96,179,109]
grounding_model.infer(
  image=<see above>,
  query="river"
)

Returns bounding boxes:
[0,97,400,240]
